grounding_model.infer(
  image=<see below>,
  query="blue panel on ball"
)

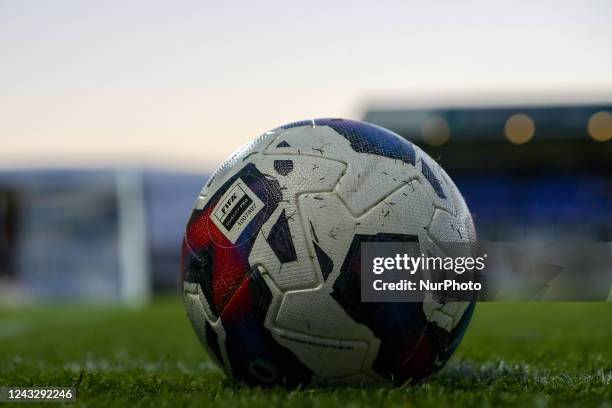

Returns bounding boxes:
[315,118,416,166]
[273,160,294,176]
[421,159,446,199]
[266,209,297,263]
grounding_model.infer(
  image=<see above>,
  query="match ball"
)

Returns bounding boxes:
[181,119,476,387]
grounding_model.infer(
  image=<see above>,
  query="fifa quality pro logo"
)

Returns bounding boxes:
[211,178,264,244]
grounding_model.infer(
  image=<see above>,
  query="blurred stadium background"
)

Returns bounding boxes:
[1,103,611,304]
[1,0,611,306]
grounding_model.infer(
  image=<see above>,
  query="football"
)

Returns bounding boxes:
[181,118,476,387]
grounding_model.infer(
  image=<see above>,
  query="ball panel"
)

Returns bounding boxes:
[184,291,225,369]
[314,118,416,166]
[247,155,346,291]
[276,287,376,342]
[265,209,297,263]
[218,266,314,387]
[271,327,370,381]
[415,151,456,216]
[420,157,446,199]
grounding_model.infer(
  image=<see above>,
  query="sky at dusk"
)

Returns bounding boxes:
[1,0,611,170]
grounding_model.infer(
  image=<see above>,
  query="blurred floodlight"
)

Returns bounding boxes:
[421,116,451,146]
[587,111,612,142]
[505,113,535,144]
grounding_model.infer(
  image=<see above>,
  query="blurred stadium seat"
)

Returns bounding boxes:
[364,104,612,241]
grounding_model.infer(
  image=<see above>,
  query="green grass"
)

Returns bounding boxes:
[1,300,611,407]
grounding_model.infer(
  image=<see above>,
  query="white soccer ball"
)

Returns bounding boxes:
[181,119,476,387]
